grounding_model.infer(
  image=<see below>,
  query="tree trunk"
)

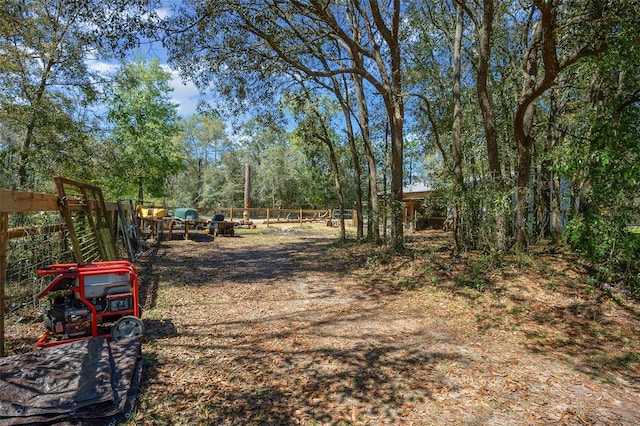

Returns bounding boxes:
[550,172,563,240]
[192,158,204,206]
[451,1,465,252]
[475,0,507,251]
[383,126,389,241]
[514,18,544,249]
[342,102,364,240]
[17,58,55,188]
[324,138,346,241]
[353,73,380,242]
[387,94,404,253]
[138,178,144,203]
[537,89,559,240]
[387,0,405,253]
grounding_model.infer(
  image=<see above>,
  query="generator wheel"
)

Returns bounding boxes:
[112,316,144,341]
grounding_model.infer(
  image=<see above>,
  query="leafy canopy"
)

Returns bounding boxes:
[102,57,186,201]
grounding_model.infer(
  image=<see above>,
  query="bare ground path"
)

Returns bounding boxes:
[132,225,640,425]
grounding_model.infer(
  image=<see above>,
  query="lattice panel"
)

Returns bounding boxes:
[55,177,117,263]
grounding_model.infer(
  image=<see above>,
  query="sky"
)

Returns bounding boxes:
[87,55,201,118]
[86,5,202,118]
[164,67,201,117]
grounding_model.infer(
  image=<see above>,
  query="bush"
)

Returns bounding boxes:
[565,210,640,293]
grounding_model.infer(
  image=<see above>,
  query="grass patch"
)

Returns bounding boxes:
[590,351,640,370]
[365,247,393,268]
[397,277,419,290]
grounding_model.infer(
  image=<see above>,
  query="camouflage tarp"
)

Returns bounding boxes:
[0,336,142,425]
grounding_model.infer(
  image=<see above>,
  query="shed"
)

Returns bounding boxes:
[402,183,446,230]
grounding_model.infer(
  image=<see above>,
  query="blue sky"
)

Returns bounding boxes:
[87,57,200,118]
[86,5,201,118]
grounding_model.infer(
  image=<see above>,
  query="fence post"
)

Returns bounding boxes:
[1,213,8,357]
[266,208,270,226]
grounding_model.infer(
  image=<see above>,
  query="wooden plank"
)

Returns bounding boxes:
[0,189,59,213]
[7,223,66,240]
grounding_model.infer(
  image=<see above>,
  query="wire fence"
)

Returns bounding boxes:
[1,188,144,356]
[5,212,75,312]
[4,205,333,310]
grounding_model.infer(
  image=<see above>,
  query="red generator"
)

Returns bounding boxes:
[36,261,143,347]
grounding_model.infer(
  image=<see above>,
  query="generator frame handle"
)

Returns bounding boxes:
[35,261,141,347]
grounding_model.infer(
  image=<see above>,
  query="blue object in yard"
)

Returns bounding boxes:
[173,208,199,221]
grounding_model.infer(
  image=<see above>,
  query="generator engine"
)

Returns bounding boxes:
[42,288,133,338]
[42,290,92,338]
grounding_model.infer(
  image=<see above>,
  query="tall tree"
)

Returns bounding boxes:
[175,113,227,206]
[472,0,509,251]
[0,0,155,190]
[557,2,640,287]
[351,71,380,242]
[288,90,349,240]
[305,49,365,239]
[512,0,607,248]
[450,0,465,251]
[209,150,245,208]
[0,0,96,188]
[103,58,185,201]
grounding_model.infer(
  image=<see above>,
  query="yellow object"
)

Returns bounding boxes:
[136,205,166,219]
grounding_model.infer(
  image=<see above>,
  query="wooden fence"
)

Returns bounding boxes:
[195,207,332,225]
[0,188,334,356]
[1,189,72,357]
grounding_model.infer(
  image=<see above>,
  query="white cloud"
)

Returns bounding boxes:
[163,65,200,117]
[154,7,172,20]
[87,60,119,74]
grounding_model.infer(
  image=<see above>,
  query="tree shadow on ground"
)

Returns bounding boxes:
[469,264,640,387]
[142,318,177,342]
[521,296,640,386]
[140,303,467,425]
[135,228,640,424]
[148,236,338,288]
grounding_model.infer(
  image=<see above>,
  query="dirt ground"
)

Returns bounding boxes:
[5,223,640,425]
